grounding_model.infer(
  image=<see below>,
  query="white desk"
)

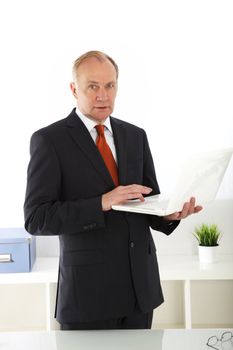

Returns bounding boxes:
[0,255,233,331]
[0,329,232,350]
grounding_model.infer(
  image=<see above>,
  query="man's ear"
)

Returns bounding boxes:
[70,82,77,97]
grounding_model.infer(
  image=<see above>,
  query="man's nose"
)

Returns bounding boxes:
[96,88,108,101]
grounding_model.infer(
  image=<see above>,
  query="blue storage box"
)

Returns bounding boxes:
[0,228,36,273]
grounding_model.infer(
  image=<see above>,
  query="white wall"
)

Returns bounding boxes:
[0,0,232,236]
[153,199,233,255]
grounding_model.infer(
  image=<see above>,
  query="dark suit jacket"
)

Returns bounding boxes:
[24,108,179,323]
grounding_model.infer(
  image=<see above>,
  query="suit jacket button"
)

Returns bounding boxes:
[130,242,134,248]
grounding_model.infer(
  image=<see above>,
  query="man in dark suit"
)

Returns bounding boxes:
[24,51,202,330]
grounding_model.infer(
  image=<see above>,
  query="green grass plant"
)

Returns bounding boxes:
[193,224,221,246]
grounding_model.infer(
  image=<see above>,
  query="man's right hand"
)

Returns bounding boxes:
[101,184,153,211]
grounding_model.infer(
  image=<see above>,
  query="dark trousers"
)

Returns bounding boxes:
[60,304,153,330]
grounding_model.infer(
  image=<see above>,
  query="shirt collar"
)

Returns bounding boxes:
[75,108,113,134]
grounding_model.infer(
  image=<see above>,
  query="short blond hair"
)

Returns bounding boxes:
[72,50,119,81]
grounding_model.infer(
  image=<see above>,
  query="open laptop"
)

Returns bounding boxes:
[112,148,233,216]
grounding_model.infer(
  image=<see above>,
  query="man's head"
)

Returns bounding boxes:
[70,51,118,123]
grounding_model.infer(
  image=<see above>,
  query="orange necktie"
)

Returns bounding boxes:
[95,125,119,186]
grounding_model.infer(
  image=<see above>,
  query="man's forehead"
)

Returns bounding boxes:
[85,79,116,84]
[76,57,117,81]
[79,56,112,68]
[78,73,117,85]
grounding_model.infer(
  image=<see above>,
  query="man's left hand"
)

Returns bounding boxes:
[163,197,203,221]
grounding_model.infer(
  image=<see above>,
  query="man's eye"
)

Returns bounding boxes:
[107,83,115,89]
[89,85,98,90]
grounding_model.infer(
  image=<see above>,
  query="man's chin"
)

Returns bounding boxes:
[92,108,112,121]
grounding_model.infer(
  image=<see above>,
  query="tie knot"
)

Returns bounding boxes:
[95,124,105,136]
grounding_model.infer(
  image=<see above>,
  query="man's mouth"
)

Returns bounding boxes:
[95,106,108,109]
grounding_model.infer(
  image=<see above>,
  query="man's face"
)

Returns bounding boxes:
[71,57,118,123]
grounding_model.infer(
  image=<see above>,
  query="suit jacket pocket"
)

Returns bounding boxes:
[63,249,103,266]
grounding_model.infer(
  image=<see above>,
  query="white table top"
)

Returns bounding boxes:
[158,254,233,280]
[0,329,232,350]
[0,254,233,284]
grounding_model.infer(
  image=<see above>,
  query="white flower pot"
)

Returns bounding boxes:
[198,245,219,264]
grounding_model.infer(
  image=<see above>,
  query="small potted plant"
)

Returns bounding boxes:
[193,223,222,264]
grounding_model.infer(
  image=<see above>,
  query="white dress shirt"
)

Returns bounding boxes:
[75,108,118,164]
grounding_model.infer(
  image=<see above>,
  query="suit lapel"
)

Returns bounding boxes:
[66,110,115,187]
[110,117,127,185]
